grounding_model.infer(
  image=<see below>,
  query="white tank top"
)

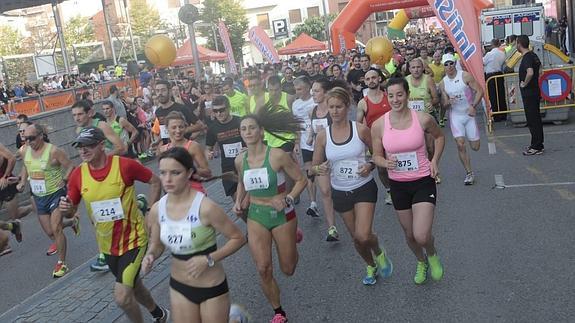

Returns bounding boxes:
[291,97,315,151]
[443,70,474,115]
[325,121,373,191]
[158,192,216,256]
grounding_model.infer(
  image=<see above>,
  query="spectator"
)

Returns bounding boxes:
[107,85,127,118]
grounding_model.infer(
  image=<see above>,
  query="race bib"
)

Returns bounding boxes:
[164,224,193,252]
[409,100,425,112]
[312,119,328,133]
[334,160,359,181]
[205,101,212,110]
[159,125,170,139]
[223,142,242,158]
[243,168,270,191]
[395,152,419,172]
[91,198,125,223]
[30,179,47,195]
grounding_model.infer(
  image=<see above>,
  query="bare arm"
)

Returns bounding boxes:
[232,153,247,212]
[119,117,139,146]
[0,144,16,179]
[143,203,165,265]
[53,147,74,180]
[438,81,451,108]
[273,148,307,199]
[421,112,445,178]
[188,141,211,178]
[464,72,484,109]
[356,99,367,124]
[99,121,127,155]
[146,173,161,205]
[201,198,246,263]
[428,77,440,106]
[370,119,386,168]
[522,67,535,86]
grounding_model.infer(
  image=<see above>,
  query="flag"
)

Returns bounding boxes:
[248,26,280,63]
[218,21,238,74]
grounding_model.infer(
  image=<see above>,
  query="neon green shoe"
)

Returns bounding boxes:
[428,254,444,281]
[362,265,378,285]
[414,261,428,285]
[376,251,393,278]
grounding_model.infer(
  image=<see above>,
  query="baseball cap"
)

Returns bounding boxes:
[441,53,456,64]
[72,127,106,147]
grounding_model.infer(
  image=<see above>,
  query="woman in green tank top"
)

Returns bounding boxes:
[233,106,307,322]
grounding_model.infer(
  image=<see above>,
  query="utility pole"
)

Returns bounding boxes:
[101,0,118,65]
[322,0,332,52]
[52,0,71,74]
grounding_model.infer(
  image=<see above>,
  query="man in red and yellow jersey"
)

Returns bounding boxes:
[59,127,169,323]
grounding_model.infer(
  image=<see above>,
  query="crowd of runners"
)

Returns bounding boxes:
[0,30,508,323]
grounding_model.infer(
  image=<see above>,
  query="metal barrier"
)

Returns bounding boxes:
[2,78,139,121]
[485,65,575,134]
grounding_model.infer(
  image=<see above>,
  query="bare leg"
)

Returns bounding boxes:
[133,277,158,311]
[317,175,335,228]
[395,209,426,261]
[455,137,472,173]
[50,209,66,262]
[247,219,280,309]
[411,202,437,256]
[340,208,376,267]
[114,283,143,323]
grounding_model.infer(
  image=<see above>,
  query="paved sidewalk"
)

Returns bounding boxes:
[0,170,236,323]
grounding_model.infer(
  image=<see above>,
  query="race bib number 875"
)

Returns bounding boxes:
[394,152,419,172]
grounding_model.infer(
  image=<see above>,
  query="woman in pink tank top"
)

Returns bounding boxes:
[159,111,211,194]
[371,77,446,285]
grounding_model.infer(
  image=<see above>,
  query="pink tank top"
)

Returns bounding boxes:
[382,109,430,182]
[167,140,206,194]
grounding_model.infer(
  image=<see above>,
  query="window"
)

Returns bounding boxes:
[493,24,506,39]
[307,6,320,18]
[168,0,180,8]
[257,13,270,29]
[289,9,302,23]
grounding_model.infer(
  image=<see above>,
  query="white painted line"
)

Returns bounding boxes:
[488,142,497,155]
[503,182,575,188]
[494,130,575,139]
[494,174,505,189]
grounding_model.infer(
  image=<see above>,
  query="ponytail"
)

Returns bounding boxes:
[243,103,303,141]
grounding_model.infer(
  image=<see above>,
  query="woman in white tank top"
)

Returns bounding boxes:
[311,87,393,286]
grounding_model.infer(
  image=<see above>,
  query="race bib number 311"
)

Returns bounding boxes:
[91,198,125,223]
[243,168,270,191]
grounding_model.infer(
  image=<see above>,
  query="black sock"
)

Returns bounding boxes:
[150,305,163,318]
[274,307,286,317]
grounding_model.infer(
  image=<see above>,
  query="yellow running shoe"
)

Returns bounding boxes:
[53,261,69,278]
[414,261,428,285]
[428,254,444,281]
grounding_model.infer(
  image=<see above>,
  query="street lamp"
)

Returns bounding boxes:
[179,3,202,82]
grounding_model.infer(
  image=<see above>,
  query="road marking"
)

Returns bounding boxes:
[503,181,575,188]
[488,142,497,155]
[493,130,575,139]
[494,174,505,189]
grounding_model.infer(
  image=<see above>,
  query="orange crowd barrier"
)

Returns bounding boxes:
[12,99,41,116]
[42,91,76,111]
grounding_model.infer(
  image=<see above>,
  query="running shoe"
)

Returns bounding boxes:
[154,306,170,323]
[296,228,303,244]
[414,261,428,285]
[306,204,320,217]
[384,191,393,205]
[229,304,251,323]
[10,220,22,242]
[427,254,444,281]
[522,147,544,156]
[362,265,378,285]
[46,243,57,256]
[53,261,69,278]
[326,226,339,242]
[270,313,287,323]
[376,251,393,278]
[464,172,475,185]
[71,216,81,236]
[137,194,149,214]
[90,253,110,272]
[435,174,442,184]
[0,246,12,257]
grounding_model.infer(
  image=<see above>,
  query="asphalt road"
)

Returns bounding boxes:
[3,110,575,322]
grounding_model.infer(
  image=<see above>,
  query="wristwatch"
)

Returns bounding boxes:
[206,254,215,267]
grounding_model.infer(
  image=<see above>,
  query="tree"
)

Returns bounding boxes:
[0,26,25,57]
[129,0,165,47]
[199,0,249,65]
[64,16,96,46]
[293,14,337,41]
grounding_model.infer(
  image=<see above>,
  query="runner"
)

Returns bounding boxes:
[438,54,484,185]
[17,124,79,278]
[371,76,445,285]
[222,77,248,117]
[356,69,393,204]
[0,219,22,256]
[307,79,338,241]
[59,127,169,323]
[159,111,211,194]
[205,96,246,219]
[101,100,139,158]
[265,76,296,152]
[311,87,393,285]
[142,147,246,323]
[428,50,447,127]
[290,76,319,217]
[233,106,307,323]
[405,58,441,182]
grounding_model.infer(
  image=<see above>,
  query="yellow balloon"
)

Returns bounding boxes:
[365,37,393,67]
[145,35,177,67]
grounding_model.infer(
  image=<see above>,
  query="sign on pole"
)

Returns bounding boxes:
[218,21,238,75]
[272,19,289,38]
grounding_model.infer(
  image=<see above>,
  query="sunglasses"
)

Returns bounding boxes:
[19,130,25,133]
[24,135,38,141]
[212,108,226,114]
[444,61,455,66]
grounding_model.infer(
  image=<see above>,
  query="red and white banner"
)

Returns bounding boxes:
[428,0,486,96]
[248,26,280,64]
[218,21,238,75]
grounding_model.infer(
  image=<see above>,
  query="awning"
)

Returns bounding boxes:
[172,39,227,66]
[278,33,327,56]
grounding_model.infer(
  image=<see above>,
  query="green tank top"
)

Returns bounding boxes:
[264,92,296,148]
[242,146,286,198]
[249,92,270,113]
[110,117,129,145]
[406,74,433,113]
[24,143,64,197]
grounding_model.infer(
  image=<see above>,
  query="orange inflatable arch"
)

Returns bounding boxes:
[331,0,493,54]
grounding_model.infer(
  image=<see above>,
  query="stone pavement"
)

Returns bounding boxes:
[0,170,237,323]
